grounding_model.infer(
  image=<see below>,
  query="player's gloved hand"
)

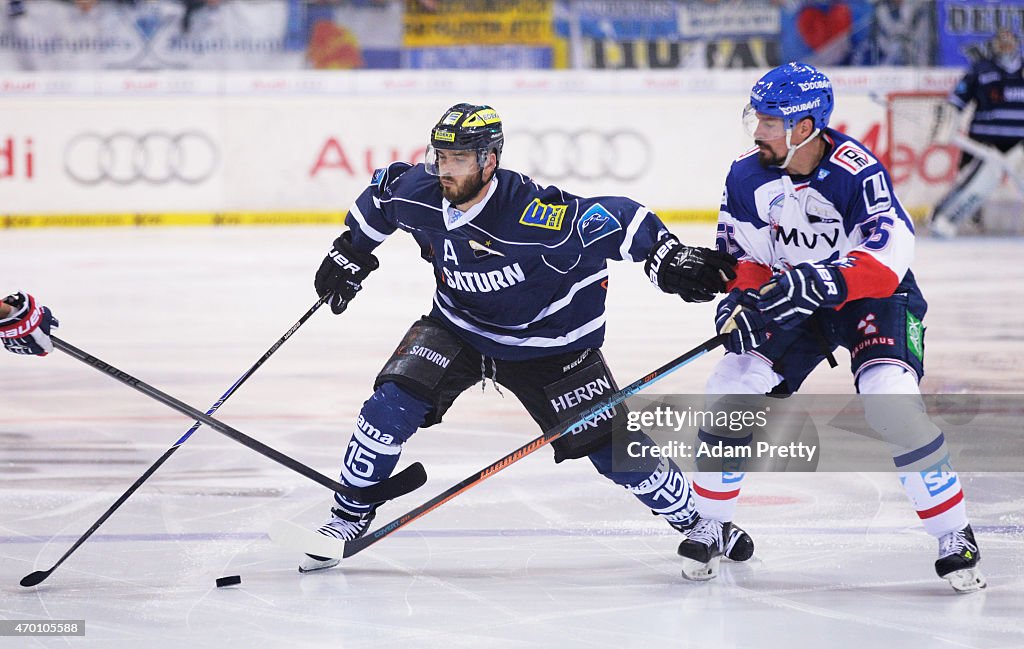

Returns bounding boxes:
[756,262,847,330]
[715,288,769,354]
[314,231,380,315]
[645,235,737,303]
[0,291,59,356]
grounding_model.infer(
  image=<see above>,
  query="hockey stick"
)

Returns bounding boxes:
[269,334,726,561]
[44,334,426,501]
[19,296,335,587]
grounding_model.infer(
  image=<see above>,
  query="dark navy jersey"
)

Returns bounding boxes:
[718,128,919,305]
[343,162,670,360]
[950,58,1024,145]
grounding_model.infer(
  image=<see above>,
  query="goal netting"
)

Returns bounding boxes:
[886,91,961,219]
[887,91,1023,232]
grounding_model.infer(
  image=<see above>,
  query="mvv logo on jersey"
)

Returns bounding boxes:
[775,226,839,249]
[519,198,566,230]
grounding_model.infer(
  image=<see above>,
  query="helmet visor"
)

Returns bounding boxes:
[424,145,488,177]
[742,104,786,140]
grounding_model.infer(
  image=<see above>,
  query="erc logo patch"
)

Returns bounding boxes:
[519,198,567,230]
[577,203,622,247]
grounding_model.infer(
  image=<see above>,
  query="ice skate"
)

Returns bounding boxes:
[936,525,986,593]
[677,518,753,581]
[298,507,376,573]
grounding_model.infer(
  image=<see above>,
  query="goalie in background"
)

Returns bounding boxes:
[931,28,1024,238]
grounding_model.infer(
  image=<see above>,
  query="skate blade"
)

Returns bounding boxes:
[298,556,341,574]
[944,567,987,593]
[681,555,721,581]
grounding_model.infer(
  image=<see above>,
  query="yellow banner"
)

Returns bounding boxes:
[0,210,722,229]
[1,212,346,229]
[404,0,553,47]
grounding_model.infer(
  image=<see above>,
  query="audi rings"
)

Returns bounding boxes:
[507,129,651,183]
[64,131,219,185]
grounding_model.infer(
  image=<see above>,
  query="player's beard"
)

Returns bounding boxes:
[755,140,786,168]
[439,169,487,206]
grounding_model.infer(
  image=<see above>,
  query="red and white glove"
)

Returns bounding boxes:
[0,292,59,356]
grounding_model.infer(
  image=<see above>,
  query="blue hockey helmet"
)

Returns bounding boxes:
[748,62,834,132]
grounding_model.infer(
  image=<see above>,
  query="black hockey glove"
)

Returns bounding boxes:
[757,262,847,330]
[0,291,59,356]
[645,235,737,303]
[314,231,380,315]
[715,289,769,355]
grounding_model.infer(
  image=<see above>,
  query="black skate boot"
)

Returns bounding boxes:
[298,506,376,573]
[677,517,753,580]
[935,524,986,593]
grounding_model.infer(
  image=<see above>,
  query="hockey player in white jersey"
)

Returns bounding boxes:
[300,103,752,573]
[680,63,986,592]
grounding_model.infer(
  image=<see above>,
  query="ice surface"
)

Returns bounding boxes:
[1,226,1021,648]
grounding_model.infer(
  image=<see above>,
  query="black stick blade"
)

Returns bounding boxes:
[357,462,427,503]
[20,570,51,587]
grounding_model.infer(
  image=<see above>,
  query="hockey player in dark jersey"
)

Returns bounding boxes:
[676,63,985,592]
[932,28,1024,237]
[301,102,749,574]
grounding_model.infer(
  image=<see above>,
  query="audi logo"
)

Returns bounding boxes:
[506,129,651,183]
[64,131,219,185]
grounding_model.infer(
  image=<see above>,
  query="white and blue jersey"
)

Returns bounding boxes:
[717,128,917,304]
[717,128,928,387]
[344,162,669,360]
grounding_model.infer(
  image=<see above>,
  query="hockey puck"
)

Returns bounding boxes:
[215,575,241,588]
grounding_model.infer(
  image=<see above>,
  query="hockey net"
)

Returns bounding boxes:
[886,91,961,219]
[887,91,1023,231]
